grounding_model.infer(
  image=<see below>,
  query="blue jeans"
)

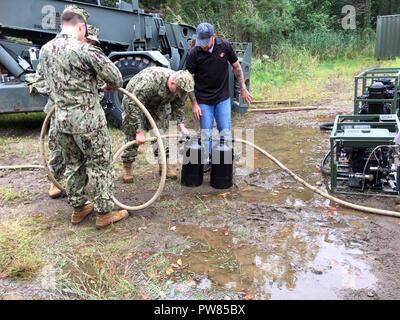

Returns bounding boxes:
[200,98,232,158]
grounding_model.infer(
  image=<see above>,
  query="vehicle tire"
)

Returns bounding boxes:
[104,56,156,128]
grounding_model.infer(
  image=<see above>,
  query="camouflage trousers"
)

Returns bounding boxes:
[57,126,114,214]
[48,114,65,180]
[121,105,171,164]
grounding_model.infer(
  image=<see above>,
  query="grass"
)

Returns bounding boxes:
[0,217,46,280]
[0,187,33,204]
[0,112,45,131]
[251,53,400,104]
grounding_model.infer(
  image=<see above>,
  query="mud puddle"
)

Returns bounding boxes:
[233,123,329,206]
[174,223,376,300]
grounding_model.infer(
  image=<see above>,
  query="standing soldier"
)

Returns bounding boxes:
[121,67,194,183]
[27,22,104,200]
[84,24,100,46]
[39,6,127,229]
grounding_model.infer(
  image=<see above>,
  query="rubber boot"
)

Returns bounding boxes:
[49,183,63,199]
[121,163,134,184]
[96,210,129,229]
[71,202,94,225]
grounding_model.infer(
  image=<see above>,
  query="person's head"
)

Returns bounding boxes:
[83,25,100,45]
[61,5,89,41]
[195,23,216,52]
[167,70,194,97]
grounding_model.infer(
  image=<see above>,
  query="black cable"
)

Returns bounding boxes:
[319,122,334,131]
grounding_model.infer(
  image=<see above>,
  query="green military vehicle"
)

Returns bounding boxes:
[0,0,252,126]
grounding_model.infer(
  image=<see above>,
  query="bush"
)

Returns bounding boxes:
[287,30,375,59]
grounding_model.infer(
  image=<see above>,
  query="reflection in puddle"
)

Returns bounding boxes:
[234,124,328,205]
[177,224,376,300]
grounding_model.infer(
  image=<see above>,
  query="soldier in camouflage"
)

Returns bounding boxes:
[26,21,104,200]
[121,67,194,183]
[38,6,128,229]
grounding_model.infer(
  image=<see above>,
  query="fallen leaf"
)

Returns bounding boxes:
[187,280,197,287]
[166,268,174,276]
[219,192,231,198]
[124,253,134,261]
[243,293,253,300]
[177,259,183,266]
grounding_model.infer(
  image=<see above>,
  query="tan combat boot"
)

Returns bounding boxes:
[49,183,63,199]
[96,210,129,229]
[121,163,134,184]
[159,163,178,180]
[71,202,94,225]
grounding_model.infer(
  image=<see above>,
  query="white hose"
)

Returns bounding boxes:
[0,165,44,170]
[235,138,400,218]
[3,107,400,217]
[37,88,167,211]
[111,88,166,211]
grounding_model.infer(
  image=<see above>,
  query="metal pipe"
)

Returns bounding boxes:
[0,44,24,78]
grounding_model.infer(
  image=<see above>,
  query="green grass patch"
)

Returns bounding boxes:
[0,112,45,131]
[251,53,400,104]
[0,217,46,280]
[0,187,33,204]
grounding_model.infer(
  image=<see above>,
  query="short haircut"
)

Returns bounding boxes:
[61,12,86,25]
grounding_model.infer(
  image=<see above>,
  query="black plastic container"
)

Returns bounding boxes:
[181,137,205,187]
[210,138,234,189]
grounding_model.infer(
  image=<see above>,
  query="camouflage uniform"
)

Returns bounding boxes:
[121,67,193,164]
[26,23,102,182]
[39,33,122,213]
[26,63,65,180]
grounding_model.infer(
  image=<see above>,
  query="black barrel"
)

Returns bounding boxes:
[181,137,205,187]
[210,138,234,189]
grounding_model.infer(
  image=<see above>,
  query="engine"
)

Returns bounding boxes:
[359,78,396,115]
[335,145,400,194]
[330,114,400,196]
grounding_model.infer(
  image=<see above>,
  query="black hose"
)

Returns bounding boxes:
[319,122,334,131]
[321,150,331,176]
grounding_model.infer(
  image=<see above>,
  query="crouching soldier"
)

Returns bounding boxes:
[121,67,194,183]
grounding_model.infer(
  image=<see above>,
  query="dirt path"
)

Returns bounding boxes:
[1,101,400,300]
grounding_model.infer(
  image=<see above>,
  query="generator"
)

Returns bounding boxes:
[354,68,400,115]
[330,114,400,196]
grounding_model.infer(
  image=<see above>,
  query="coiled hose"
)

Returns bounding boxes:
[38,88,167,211]
[2,91,400,217]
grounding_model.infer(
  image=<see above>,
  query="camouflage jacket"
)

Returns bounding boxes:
[39,33,122,134]
[122,67,186,131]
[25,62,53,113]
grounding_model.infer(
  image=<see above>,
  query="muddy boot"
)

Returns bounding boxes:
[96,210,129,229]
[71,202,94,225]
[49,183,63,199]
[159,164,178,180]
[121,163,134,184]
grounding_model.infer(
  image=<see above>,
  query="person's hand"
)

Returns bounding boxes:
[241,88,253,105]
[135,131,146,145]
[178,123,190,136]
[101,84,115,93]
[192,103,202,122]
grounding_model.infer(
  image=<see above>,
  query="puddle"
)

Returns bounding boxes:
[234,124,328,205]
[176,224,377,300]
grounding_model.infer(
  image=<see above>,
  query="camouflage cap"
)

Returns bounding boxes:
[86,25,100,44]
[174,70,194,93]
[62,5,90,23]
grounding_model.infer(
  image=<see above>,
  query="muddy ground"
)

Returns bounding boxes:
[1,96,400,300]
